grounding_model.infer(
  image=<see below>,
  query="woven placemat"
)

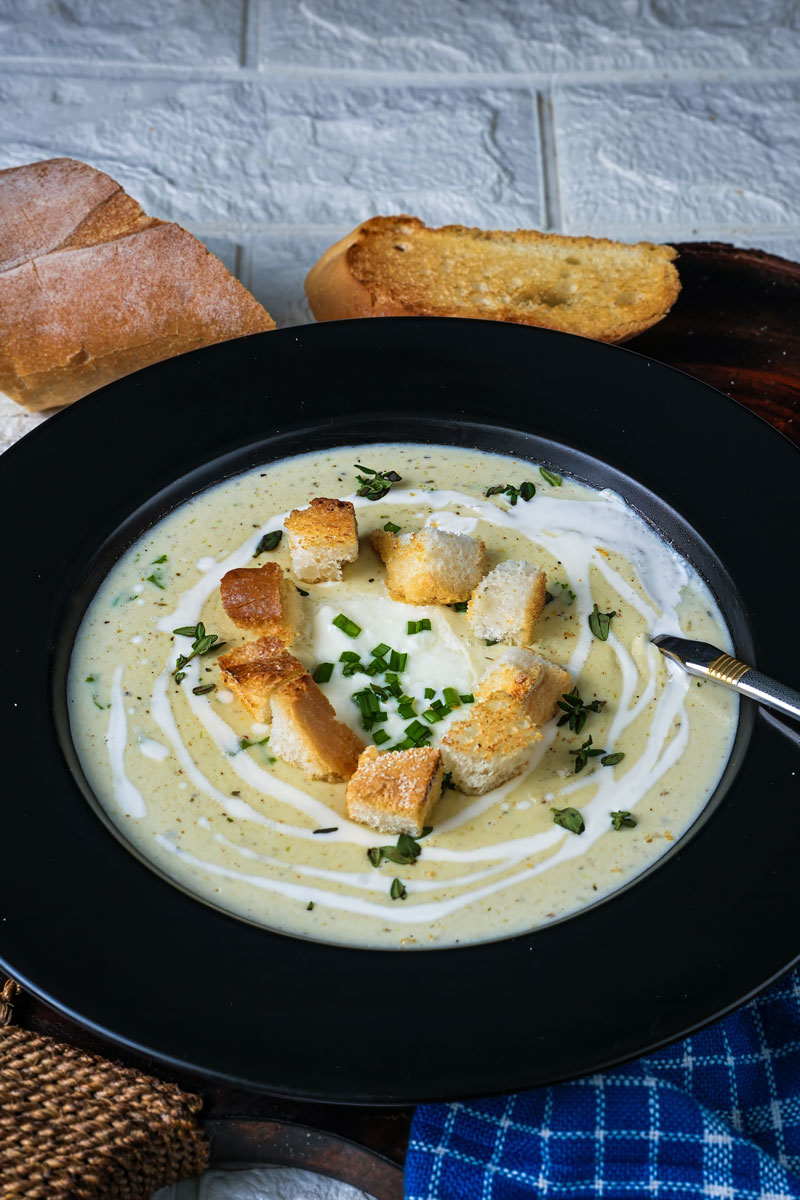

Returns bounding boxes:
[0,978,209,1199]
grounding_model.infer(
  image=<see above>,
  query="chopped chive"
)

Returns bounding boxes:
[339,650,361,662]
[370,683,389,699]
[192,682,216,696]
[312,663,334,683]
[391,738,415,752]
[407,620,419,635]
[459,694,475,704]
[388,650,407,672]
[452,601,468,613]
[539,467,562,487]
[253,530,282,556]
[422,708,443,724]
[333,613,362,638]
[424,687,435,699]
[342,662,363,677]
[431,699,448,713]
[383,521,401,533]
[373,729,391,745]
[405,720,431,743]
[443,688,461,708]
[372,642,391,658]
[397,703,417,720]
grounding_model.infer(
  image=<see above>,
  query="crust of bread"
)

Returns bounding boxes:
[269,673,365,782]
[305,215,680,343]
[220,562,299,643]
[371,527,486,604]
[217,637,305,723]
[284,496,359,583]
[467,560,547,645]
[0,157,275,411]
[346,745,443,836]
[476,649,573,725]
[440,692,541,795]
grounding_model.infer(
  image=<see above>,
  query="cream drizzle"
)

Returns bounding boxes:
[106,482,732,923]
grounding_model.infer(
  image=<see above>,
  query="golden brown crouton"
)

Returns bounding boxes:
[346,745,443,836]
[440,692,541,795]
[371,527,485,604]
[220,561,300,643]
[467,559,547,645]
[269,674,365,782]
[476,648,573,725]
[284,497,359,582]
[217,637,305,723]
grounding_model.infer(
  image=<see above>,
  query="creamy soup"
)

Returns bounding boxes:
[68,444,738,949]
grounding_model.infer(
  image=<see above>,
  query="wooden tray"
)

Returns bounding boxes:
[11,242,800,1200]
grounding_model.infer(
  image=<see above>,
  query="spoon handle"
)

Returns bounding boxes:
[652,636,800,722]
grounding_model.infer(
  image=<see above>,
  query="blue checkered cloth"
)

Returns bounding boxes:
[406,966,800,1199]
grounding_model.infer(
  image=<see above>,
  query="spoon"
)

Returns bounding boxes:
[652,635,800,722]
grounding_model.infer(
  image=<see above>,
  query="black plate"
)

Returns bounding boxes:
[1,318,798,1105]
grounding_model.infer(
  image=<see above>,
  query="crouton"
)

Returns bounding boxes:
[220,561,300,643]
[284,497,359,582]
[217,637,305,722]
[466,559,547,645]
[476,648,572,725]
[440,692,541,795]
[371,527,486,604]
[346,745,443,836]
[269,674,365,782]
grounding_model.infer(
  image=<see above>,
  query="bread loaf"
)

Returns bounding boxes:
[0,158,275,411]
[305,215,680,343]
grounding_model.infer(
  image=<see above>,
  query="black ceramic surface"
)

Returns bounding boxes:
[1,318,798,1105]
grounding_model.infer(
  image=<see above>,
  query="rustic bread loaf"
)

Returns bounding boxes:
[0,157,275,411]
[305,215,680,343]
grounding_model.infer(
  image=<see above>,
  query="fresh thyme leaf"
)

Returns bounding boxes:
[240,736,269,750]
[539,468,562,487]
[192,682,216,696]
[354,464,403,501]
[486,481,536,505]
[611,810,637,830]
[367,847,383,868]
[555,582,576,604]
[253,530,282,556]
[85,675,95,683]
[545,591,554,605]
[145,573,165,589]
[485,484,508,497]
[171,625,224,677]
[174,671,186,684]
[306,901,315,910]
[296,586,309,596]
[151,553,168,563]
[571,734,606,773]
[602,752,625,767]
[173,625,199,638]
[313,827,338,835]
[552,806,586,835]
[556,687,606,732]
[390,877,407,900]
[589,603,616,641]
[519,480,536,501]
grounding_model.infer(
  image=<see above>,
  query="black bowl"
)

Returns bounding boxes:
[1,318,798,1105]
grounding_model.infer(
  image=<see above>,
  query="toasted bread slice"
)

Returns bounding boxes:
[371,527,485,604]
[284,497,359,583]
[220,561,300,643]
[217,637,305,722]
[477,648,572,725]
[346,745,443,836]
[305,216,680,343]
[269,673,365,782]
[467,559,547,645]
[440,692,541,795]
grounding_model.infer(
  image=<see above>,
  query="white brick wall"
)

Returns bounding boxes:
[1,0,798,330]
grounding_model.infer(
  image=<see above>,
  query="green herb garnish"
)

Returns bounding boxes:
[442,771,454,791]
[571,734,605,773]
[589,603,616,641]
[313,827,338,835]
[333,613,361,638]
[555,582,576,604]
[253,530,282,556]
[460,693,475,704]
[306,901,315,910]
[151,553,168,563]
[443,687,461,708]
[171,622,226,678]
[556,687,606,734]
[602,752,626,767]
[539,468,562,487]
[407,618,432,635]
[192,682,216,696]
[240,735,269,750]
[452,601,469,612]
[390,878,407,900]
[383,521,401,533]
[611,810,637,830]
[485,481,536,506]
[146,572,165,590]
[373,729,391,745]
[296,586,309,596]
[372,642,391,659]
[85,675,95,683]
[312,662,334,683]
[354,464,402,501]
[552,807,586,835]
